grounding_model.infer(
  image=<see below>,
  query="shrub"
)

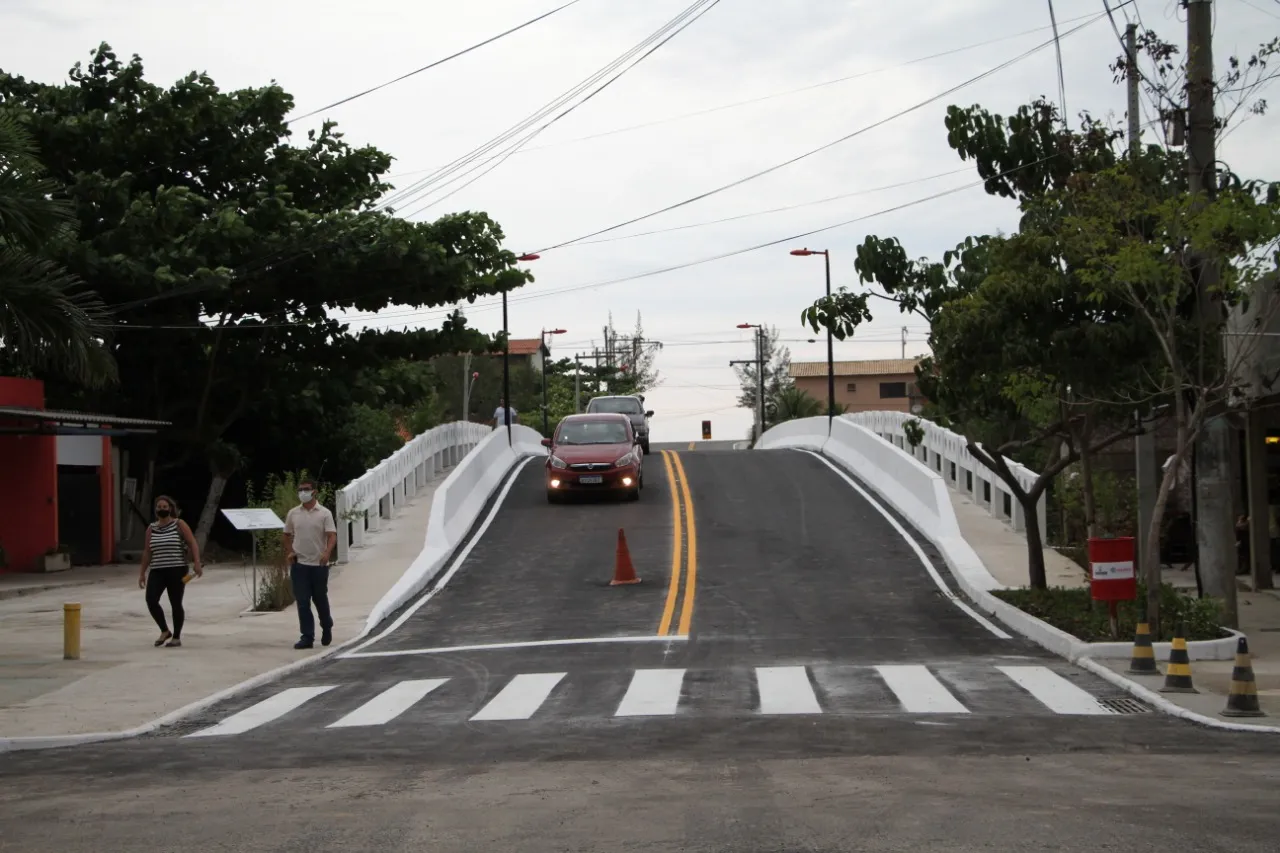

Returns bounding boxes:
[993,582,1226,642]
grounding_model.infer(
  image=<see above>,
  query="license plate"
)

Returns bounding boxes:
[579,475,603,484]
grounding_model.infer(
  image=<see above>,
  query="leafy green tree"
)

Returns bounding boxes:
[1,45,528,537]
[0,111,116,387]
[769,385,825,422]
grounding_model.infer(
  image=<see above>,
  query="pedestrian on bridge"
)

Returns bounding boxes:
[282,480,338,650]
[492,397,518,429]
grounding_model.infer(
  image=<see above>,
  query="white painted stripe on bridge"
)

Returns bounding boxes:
[470,673,567,721]
[756,666,822,715]
[186,686,336,737]
[327,679,449,728]
[615,669,686,717]
[342,634,688,659]
[996,665,1114,715]
[875,665,970,714]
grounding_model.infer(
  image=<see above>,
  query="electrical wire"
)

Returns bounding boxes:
[532,11,1109,254]
[382,10,1104,182]
[1046,0,1070,126]
[287,0,589,123]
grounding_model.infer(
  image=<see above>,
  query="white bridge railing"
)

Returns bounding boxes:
[842,411,1046,538]
[334,421,491,563]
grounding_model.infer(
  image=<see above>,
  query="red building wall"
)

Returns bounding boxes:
[0,378,58,572]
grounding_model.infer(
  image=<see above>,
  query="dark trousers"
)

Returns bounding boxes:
[145,567,186,637]
[290,562,332,642]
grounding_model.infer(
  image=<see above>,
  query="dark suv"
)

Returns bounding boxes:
[585,395,653,454]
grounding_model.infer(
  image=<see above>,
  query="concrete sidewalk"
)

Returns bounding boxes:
[0,468,451,739]
[951,489,1280,726]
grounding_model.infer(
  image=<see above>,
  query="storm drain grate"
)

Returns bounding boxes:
[1097,697,1152,715]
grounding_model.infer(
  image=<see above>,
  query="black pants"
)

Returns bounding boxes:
[145,567,186,638]
[290,562,332,642]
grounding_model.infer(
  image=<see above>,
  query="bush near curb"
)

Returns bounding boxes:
[993,583,1228,643]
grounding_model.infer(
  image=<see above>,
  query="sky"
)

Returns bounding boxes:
[4,0,1279,441]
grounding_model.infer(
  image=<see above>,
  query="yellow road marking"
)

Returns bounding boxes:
[670,451,698,636]
[657,450,683,636]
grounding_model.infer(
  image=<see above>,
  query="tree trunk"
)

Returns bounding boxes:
[1080,441,1099,539]
[193,473,229,556]
[1024,490,1050,589]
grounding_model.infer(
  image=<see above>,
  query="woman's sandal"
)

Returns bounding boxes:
[154,631,172,647]
[165,638,182,648]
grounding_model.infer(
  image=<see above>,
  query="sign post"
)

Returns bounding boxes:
[1088,536,1137,639]
[221,508,286,610]
[702,420,712,441]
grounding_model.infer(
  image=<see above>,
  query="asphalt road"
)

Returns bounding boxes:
[3,447,1278,852]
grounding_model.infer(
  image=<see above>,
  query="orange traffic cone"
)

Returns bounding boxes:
[611,528,642,586]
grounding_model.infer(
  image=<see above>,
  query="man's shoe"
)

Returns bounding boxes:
[294,639,314,650]
[321,628,332,647]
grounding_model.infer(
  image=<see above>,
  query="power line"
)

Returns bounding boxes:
[532,11,1109,254]
[381,10,1104,182]
[1046,0,1070,126]
[287,0,589,123]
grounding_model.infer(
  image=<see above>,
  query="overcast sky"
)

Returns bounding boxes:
[5,0,1278,441]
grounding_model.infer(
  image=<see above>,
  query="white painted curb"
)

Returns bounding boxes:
[0,437,542,754]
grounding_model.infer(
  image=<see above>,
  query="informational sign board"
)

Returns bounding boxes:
[1088,536,1137,602]
[221,508,285,531]
[702,420,712,440]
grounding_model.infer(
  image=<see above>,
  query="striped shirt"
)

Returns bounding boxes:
[148,521,188,571]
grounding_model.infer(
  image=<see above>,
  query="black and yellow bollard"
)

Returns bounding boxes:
[1126,617,1159,675]
[63,602,81,661]
[1221,636,1267,718]
[1160,622,1198,694]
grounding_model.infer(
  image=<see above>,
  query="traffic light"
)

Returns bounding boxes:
[701,420,712,440]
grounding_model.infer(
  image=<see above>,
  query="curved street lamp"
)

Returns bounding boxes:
[790,248,835,423]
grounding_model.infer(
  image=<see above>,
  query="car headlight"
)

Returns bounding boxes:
[550,455,568,469]
[614,450,638,467]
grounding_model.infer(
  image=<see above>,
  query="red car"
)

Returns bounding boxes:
[542,413,644,503]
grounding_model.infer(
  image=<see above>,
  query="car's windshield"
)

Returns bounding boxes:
[588,397,643,415]
[556,420,630,445]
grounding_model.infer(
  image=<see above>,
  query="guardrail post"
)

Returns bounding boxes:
[336,488,350,564]
[352,508,367,548]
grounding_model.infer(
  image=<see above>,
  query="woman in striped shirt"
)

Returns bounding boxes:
[138,495,202,647]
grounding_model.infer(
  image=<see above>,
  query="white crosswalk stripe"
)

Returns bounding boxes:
[756,666,822,715]
[182,663,1131,739]
[187,686,336,738]
[328,679,449,728]
[615,668,686,717]
[996,665,1114,715]
[470,672,567,721]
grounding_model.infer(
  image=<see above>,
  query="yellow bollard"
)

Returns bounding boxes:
[63,602,81,660]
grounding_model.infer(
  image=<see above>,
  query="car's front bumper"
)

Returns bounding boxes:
[547,465,640,492]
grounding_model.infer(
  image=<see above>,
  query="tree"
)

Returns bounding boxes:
[597,311,662,396]
[0,111,116,387]
[1,45,529,533]
[1046,163,1280,628]
[770,386,825,422]
[733,325,793,419]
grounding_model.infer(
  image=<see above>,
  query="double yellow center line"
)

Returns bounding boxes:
[657,450,697,636]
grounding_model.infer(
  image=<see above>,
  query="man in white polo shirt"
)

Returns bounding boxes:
[282,479,338,650]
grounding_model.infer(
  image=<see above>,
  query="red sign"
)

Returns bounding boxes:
[1088,536,1137,602]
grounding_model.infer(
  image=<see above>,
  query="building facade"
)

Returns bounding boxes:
[789,358,925,414]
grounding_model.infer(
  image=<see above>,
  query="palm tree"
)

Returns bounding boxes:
[0,112,116,387]
[770,386,828,422]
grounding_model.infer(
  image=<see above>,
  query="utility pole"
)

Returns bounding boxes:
[900,327,908,360]
[1186,0,1238,628]
[574,354,582,413]
[757,326,766,438]
[1128,21,1160,607]
[462,352,473,422]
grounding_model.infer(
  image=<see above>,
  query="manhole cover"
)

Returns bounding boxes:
[1097,697,1151,715]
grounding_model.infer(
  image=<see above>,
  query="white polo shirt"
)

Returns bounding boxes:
[284,502,337,565]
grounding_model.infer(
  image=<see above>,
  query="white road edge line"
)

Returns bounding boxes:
[343,634,690,659]
[344,456,535,655]
[801,449,1012,640]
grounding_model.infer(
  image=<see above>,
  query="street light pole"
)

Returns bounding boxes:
[512,253,542,447]
[540,327,567,437]
[790,248,836,422]
[734,323,764,442]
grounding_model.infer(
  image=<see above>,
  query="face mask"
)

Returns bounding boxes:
[156,508,171,518]
[298,491,313,503]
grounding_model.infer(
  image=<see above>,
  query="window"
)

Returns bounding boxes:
[845,382,857,393]
[879,381,907,399]
[556,420,631,445]
[587,397,643,414]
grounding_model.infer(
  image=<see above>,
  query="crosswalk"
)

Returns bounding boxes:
[183,663,1132,739]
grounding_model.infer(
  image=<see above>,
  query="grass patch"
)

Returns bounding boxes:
[992,583,1228,643]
